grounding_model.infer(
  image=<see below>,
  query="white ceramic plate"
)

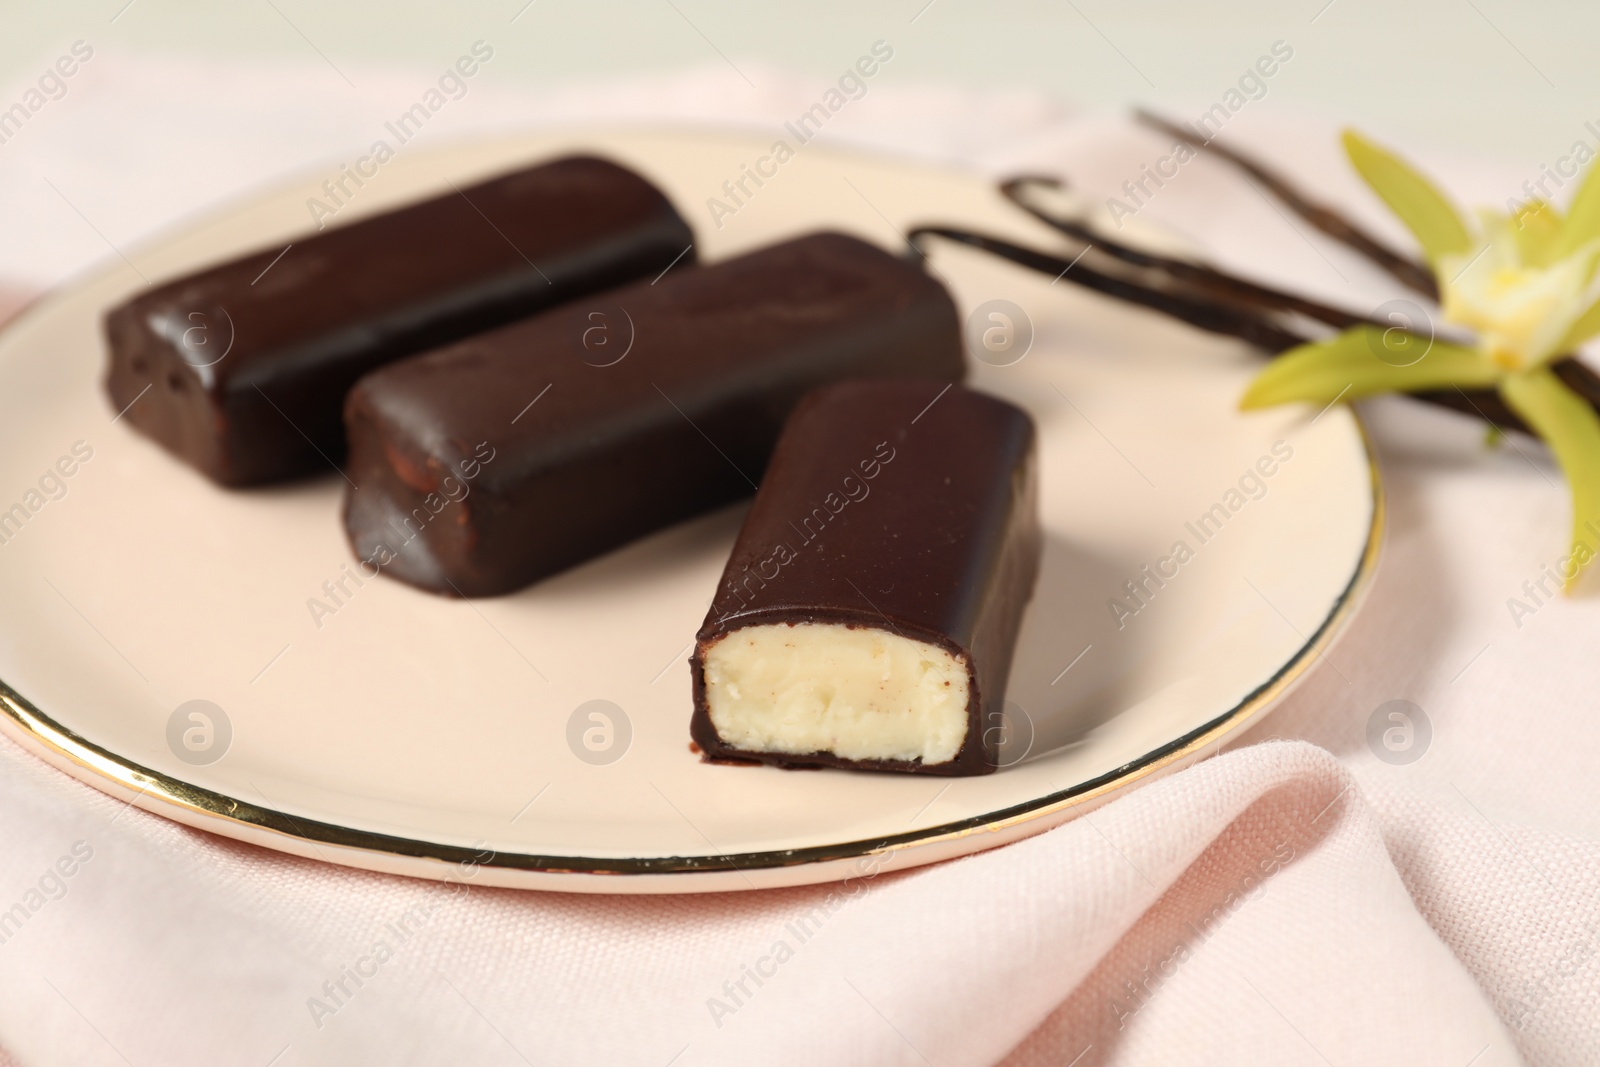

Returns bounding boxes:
[0,129,1379,893]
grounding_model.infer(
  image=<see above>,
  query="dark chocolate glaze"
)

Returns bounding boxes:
[104,156,695,486]
[342,232,966,597]
[688,380,1040,776]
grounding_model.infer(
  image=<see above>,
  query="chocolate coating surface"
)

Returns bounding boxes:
[342,232,965,596]
[689,379,1040,776]
[104,155,695,485]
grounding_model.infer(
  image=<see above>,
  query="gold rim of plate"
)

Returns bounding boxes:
[0,421,1383,886]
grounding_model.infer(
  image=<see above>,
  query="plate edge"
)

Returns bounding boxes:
[0,417,1383,891]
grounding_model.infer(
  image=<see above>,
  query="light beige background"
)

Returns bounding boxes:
[1,0,1593,159]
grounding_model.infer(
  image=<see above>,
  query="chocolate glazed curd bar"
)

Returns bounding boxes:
[104,156,695,486]
[342,232,965,597]
[689,380,1040,776]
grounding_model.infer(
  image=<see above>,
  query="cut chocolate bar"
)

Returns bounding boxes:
[689,379,1040,776]
[342,231,964,596]
[105,155,695,486]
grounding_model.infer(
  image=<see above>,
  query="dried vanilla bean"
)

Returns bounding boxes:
[907,225,1538,436]
[907,227,1309,351]
[998,175,1375,331]
[1133,109,1438,299]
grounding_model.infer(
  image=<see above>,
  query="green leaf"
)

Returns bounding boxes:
[1558,156,1600,259]
[1511,201,1564,269]
[1342,129,1474,264]
[1500,368,1600,589]
[1240,327,1500,410]
[1555,297,1600,353]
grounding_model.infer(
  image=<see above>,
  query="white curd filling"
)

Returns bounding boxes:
[702,622,970,765]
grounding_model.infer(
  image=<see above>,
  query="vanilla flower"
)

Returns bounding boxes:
[1242,131,1600,587]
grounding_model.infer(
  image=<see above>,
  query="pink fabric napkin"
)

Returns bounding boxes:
[1,48,1596,1067]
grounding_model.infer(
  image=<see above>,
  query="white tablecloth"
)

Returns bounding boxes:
[0,47,1595,1067]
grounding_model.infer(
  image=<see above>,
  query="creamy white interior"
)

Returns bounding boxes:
[702,622,971,765]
